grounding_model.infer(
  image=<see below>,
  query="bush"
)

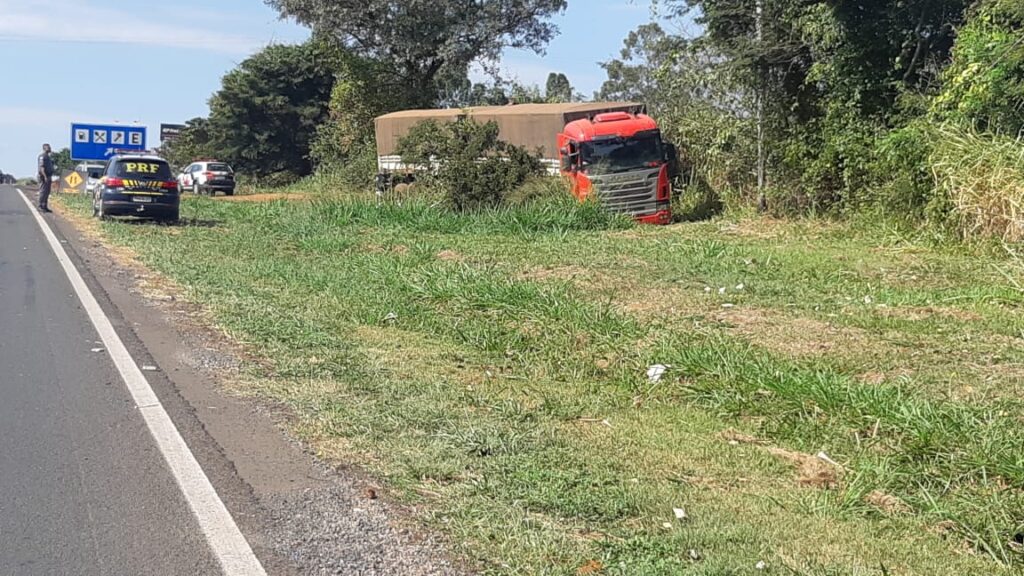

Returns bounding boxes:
[256,171,302,189]
[313,140,380,192]
[858,121,940,221]
[931,125,1024,241]
[396,117,545,210]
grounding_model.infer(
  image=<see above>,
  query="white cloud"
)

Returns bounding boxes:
[0,0,268,54]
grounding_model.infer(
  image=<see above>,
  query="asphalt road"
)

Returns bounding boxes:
[0,185,222,575]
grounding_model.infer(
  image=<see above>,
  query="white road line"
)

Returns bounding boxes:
[16,189,267,576]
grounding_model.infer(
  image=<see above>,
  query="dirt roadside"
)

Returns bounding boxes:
[42,193,470,576]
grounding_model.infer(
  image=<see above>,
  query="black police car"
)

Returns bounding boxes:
[93,153,179,222]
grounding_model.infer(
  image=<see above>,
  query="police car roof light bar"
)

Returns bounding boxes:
[110,148,163,157]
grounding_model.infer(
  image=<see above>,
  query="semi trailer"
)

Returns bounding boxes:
[374,102,675,224]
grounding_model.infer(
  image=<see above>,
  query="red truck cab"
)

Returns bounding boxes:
[557,111,673,225]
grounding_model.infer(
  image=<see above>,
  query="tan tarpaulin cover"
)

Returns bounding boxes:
[374,102,644,159]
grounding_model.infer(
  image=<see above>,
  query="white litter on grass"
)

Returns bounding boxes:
[817,451,844,469]
[673,507,687,520]
[756,561,767,570]
[662,522,673,530]
[863,295,873,304]
[704,286,712,293]
[646,364,669,383]
[735,283,745,291]
[718,287,727,294]
[382,312,398,322]
[721,303,735,309]
[688,549,701,561]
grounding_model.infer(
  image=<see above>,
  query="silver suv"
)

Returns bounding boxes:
[177,160,235,196]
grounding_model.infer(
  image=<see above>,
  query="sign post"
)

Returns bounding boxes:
[71,123,147,161]
[59,169,86,194]
[160,123,186,144]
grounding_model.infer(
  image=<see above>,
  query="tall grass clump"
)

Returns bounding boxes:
[283,189,633,236]
[931,126,1024,242]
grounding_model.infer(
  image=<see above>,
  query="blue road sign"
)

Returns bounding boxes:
[71,123,147,161]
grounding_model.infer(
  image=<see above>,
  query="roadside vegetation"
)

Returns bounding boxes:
[70,0,1023,572]
[59,189,1024,574]
[161,0,1023,242]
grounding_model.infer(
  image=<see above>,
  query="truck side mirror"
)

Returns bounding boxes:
[663,142,679,179]
[663,142,677,163]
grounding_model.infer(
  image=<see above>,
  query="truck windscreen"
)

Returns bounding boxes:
[581,133,663,174]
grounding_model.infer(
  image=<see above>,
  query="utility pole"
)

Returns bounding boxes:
[755,0,767,213]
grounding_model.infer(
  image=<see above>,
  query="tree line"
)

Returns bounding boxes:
[167,0,1023,238]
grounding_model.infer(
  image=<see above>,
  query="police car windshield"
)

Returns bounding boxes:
[116,160,172,179]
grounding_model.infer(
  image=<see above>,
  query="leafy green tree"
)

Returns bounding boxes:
[598,23,688,104]
[160,117,214,170]
[207,40,339,178]
[933,0,1024,133]
[265,0,567,100]
[50,148,75,173]
[544,72,573,102]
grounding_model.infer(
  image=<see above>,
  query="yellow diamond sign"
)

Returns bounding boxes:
[65,171,83,188]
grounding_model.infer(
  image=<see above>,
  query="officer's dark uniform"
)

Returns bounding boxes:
[38,151,54,210]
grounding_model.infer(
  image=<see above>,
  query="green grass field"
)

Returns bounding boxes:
[58,191,1024,575]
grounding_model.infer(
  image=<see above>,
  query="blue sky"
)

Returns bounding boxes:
[0,0,664,177]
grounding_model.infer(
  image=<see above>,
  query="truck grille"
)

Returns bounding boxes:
[591,169,661,216]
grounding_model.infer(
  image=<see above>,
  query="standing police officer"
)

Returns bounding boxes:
[37,143,54,212]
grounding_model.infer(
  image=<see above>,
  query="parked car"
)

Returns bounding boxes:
[75,162,107,194]
[93,153,179,222]
[177,160,235,196]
